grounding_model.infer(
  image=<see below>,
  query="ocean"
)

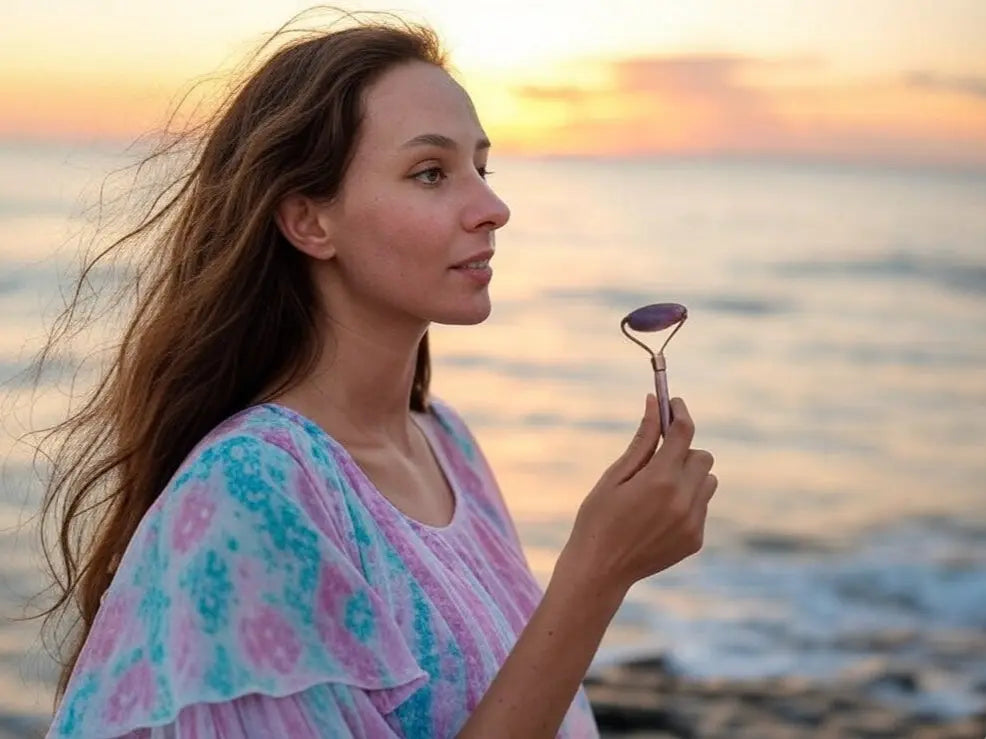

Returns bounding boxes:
[1,141,985,734]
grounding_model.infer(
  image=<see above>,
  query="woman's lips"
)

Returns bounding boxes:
[451,262,492,286]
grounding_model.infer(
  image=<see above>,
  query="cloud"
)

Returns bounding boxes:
[612,54,751,95]
[515,53,768,102]
[904,71,986,100]
[514,85,592,104]
[508,53,790,154]
[611,54,778,128]
[497,53,986,167]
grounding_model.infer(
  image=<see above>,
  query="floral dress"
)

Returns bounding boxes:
[48,398,600,738]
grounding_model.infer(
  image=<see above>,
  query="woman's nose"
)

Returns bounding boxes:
[465,181,511,232]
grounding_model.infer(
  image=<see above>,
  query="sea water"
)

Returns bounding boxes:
[1,142,984,732]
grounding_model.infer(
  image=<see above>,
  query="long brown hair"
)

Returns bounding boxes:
[23,7,446,699]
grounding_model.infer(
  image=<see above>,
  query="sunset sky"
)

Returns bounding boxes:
[4,0,986,168]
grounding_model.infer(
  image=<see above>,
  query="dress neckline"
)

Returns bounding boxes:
[257,402,466,533]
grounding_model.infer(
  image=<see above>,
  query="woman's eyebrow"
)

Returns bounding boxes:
[401,133,492,151]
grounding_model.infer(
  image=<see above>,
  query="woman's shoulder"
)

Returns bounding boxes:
[166,402,367,547]
[183,402,333,475]
[159,403,344,511]
[194,397,471,466]
[49,403,427,738]
[424,395,483,459]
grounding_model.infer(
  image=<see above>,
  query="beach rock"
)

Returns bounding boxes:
[865,667,921,694]
[587,684,694,736]
[769,694,829,725]
[834,628,919,651]
[838,707,906,737]
[586,655,986,739]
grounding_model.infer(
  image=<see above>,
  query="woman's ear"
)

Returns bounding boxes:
[274,194,336,260]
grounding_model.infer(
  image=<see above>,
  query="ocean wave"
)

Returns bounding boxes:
[772,250,986,297]
[541,286,792,318]
[439,353,612,383]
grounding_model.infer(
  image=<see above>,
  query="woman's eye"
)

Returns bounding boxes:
[413,167,445,185]
[477,166,495,179]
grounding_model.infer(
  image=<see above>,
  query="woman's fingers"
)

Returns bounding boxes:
[701,473,718,503]
[569,394,719,590]
[680,448,715,496]
[607,394,662,483]
[649,397,694,469]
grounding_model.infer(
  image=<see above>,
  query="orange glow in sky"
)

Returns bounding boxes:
[2,1,985,168]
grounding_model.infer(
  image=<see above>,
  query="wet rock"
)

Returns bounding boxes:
[690,697,746,735]
[835,628,919,651]
[866,668,920,694]
[839,708,906,737]
[587,685,694,737]
[769,695,829,725]
[622,655,676,674]
[908,719,986,739]
[585,655,985,738]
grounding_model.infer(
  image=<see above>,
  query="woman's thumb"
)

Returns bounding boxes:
[609,394,660,483]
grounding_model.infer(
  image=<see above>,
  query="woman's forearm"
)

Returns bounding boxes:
[457,549,626,738]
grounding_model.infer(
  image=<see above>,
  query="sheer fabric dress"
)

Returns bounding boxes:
[48,398,599,738]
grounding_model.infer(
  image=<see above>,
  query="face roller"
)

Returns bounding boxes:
[620,303,688,438]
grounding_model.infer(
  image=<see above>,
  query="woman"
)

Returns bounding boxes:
[38,10,717,738]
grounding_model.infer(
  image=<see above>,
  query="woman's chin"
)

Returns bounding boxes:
[434,295,492,326]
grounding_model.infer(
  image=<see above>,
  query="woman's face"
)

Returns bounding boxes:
[318,60,510,329]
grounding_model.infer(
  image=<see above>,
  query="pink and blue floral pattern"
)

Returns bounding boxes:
[48,399,599,738]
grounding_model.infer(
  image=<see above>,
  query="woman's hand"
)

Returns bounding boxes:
[459,394,714,738]
[558,394,717,596]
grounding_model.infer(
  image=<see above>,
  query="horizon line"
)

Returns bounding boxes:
[2,133,984,177]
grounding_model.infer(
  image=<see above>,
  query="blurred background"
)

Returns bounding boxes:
[1,1,984,736]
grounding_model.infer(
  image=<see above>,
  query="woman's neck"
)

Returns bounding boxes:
[268,314,427,454]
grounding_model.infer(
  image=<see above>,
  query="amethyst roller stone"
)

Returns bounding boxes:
[623,303,687,332]
[620,302,688,439]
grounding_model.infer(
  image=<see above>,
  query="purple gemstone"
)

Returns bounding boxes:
[623,303,687,331]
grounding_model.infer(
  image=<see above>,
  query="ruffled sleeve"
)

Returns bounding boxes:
[140,682,404,738]
[48,431,428,738]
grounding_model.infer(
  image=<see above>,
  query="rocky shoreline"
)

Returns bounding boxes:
[585,655,986,739]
